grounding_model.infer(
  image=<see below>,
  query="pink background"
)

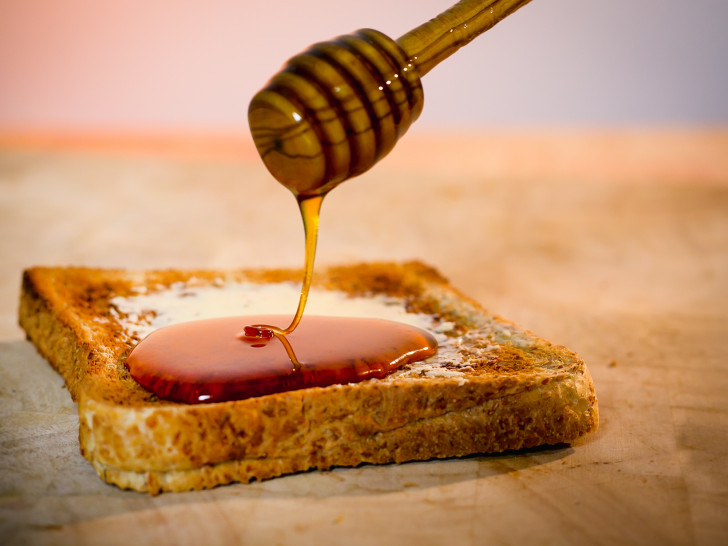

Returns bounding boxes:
[1,0,727,133]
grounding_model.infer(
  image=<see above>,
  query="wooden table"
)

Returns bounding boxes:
[1,130,726,545]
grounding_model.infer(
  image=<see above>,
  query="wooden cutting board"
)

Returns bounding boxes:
[0,130,726,545]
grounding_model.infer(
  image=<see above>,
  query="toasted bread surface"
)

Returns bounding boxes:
[19,262,598,493]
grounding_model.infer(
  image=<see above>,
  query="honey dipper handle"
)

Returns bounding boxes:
[398,0,534,77]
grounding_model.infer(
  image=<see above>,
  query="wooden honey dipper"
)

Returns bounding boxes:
[248,0,534,197]
[245,0,534,338]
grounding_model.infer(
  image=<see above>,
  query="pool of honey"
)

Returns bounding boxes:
[126,315,437,404]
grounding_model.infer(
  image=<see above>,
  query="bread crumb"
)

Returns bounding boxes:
[608,360,618,368]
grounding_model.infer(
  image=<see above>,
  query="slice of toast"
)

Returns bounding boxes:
[18,261,598,494]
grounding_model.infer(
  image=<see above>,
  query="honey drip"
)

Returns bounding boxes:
[245,195,322,337]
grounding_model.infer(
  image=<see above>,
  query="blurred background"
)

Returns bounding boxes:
[2,4,728,539]
[2,0,727,134]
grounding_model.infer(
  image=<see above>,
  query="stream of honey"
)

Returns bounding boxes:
[126,194,438,404]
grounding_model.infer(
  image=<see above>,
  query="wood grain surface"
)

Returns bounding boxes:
[0,130,726,545]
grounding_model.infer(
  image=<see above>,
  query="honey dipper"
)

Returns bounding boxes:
[248,0,534,196]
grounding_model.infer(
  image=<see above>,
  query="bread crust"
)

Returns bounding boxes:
[18,262,598,494]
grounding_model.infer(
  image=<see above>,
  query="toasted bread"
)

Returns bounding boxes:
[18,261,597,494]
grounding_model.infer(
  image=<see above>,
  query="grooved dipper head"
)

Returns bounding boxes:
[248,29,424,197]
